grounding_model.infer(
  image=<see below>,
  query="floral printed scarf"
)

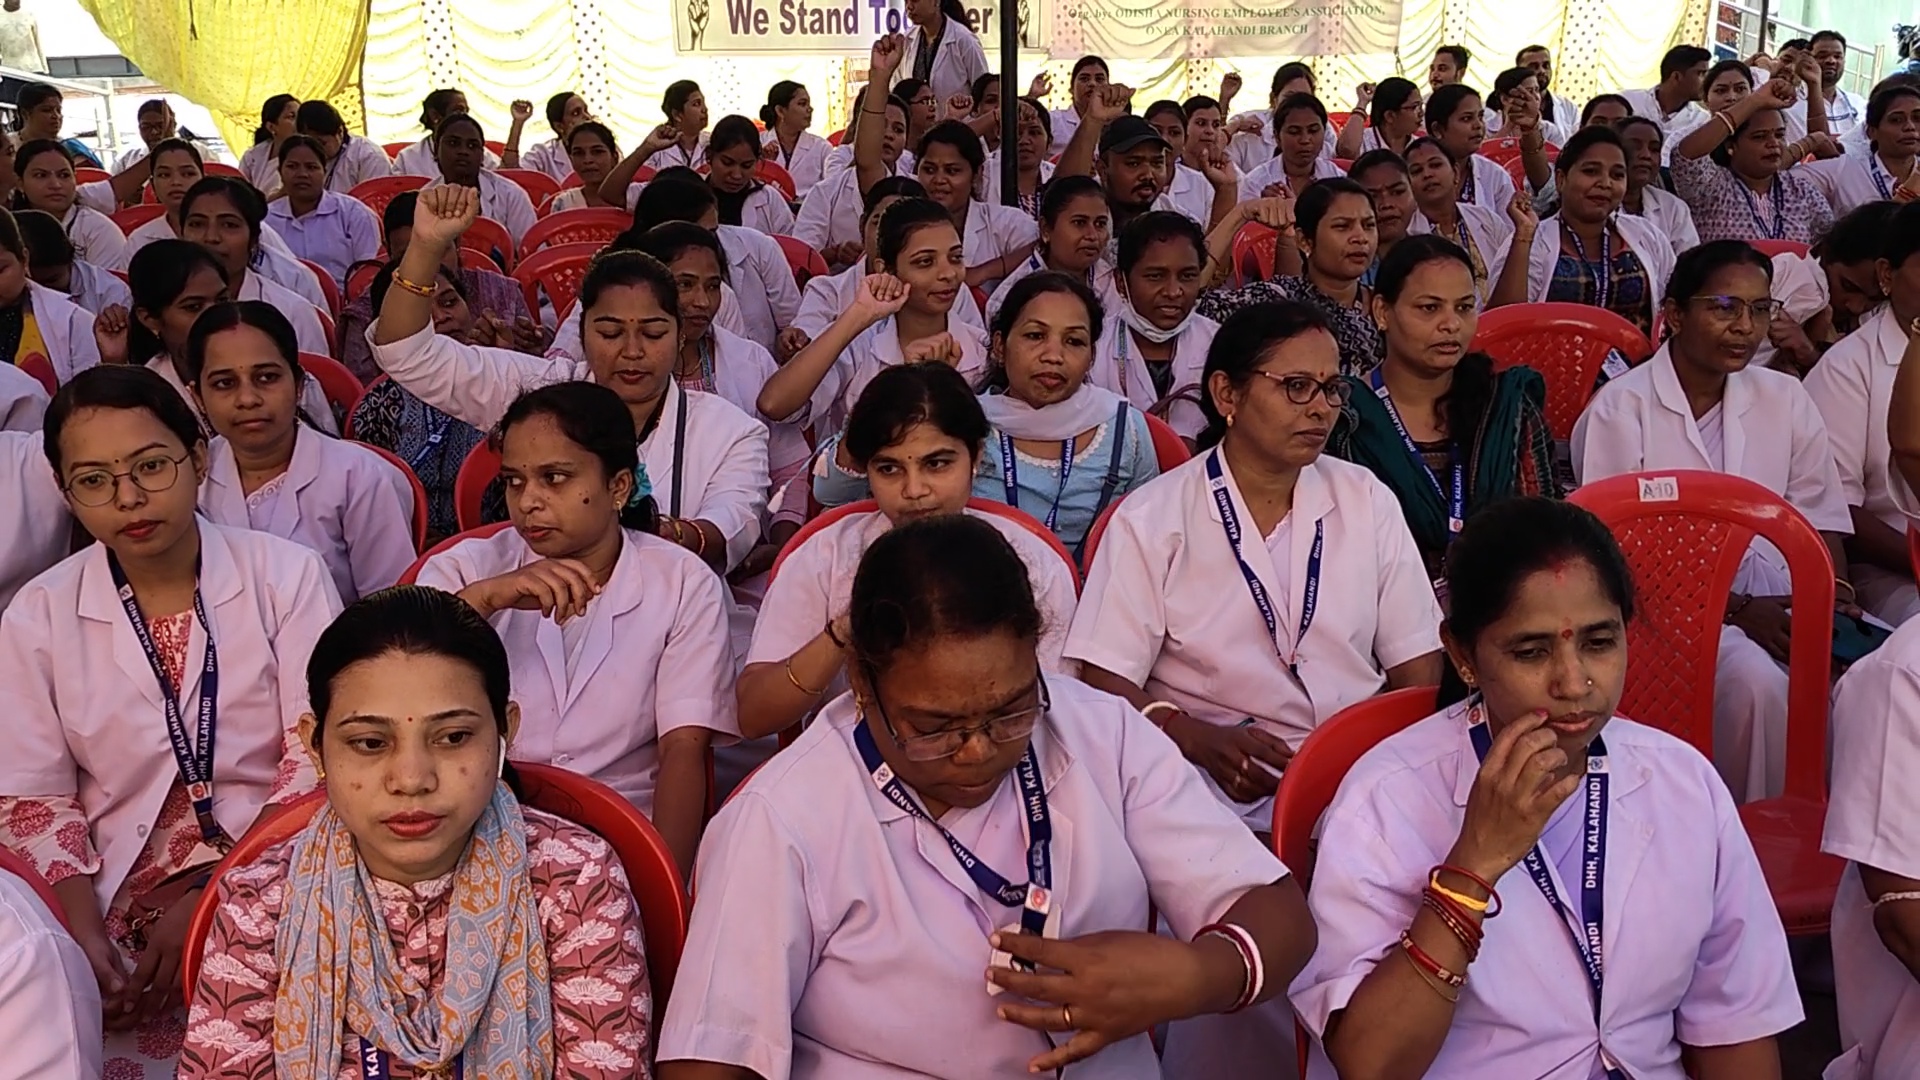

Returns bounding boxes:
[272,785,554,1079]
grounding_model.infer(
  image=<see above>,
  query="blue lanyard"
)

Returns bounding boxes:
[359,1038,463,1079]
[1466,704,1624,1080]
[852,719,1053,953]
[1114,327,1134,398]
[1459,158,1476,205]
[1564,222,1614,312]
[1368,369,1464,539]
[406,412,454,472]
[1871,156,1910,201]
[1205,448,1321,678]
[1739,174,1786,241]
[999,432,1075,532]
[108,552,225,846]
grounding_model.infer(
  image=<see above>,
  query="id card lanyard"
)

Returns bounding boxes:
[1205,449,1321,681]
[1368,369,1464,541]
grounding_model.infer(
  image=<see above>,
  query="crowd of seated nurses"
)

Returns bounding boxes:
[2,24,1920,1078]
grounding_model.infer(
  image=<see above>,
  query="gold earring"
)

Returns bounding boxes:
[315,764,326,781]
[1226,412,1236,428]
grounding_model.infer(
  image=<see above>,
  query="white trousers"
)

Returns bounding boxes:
[1713,624,1789,804]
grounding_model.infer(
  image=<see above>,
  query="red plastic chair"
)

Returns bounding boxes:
[755,159,798,203]
[300,259,343,317]
[399,521,514,584]
[200,161,240,179]
[767,501,873,583]
[1471,302,1653,441]
[484,140,508,158]
[1909,523,1920,582]
[827,128,846,146]
[1271,685,1439,1074]
[633,166,657,185]
[314,307,339,357]
[347,175,430,221]
[512,242,598,323]
[1332,157,1354,173]
[1142,414,1191,471]
[344,260,383,302]
[109,204,166,235]
[16,352,56,393]
[497,168,561,212]
[299,352,364,425]
[1750,239,1811,259]
[773,235,829,288]
[1231,222,1279,284]
[1568,470,1838,934]
[0,847,68,931]
[382,140,416,160]
[75,166,110,186]
[1079,496,1128,572]
[181,763,690,1001]
[353,440,431,552]
[454,438,503,532]
[459,215,517,273]
[519,208,629,255]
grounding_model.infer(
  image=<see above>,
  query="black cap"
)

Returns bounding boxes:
[1098,115,1169,156]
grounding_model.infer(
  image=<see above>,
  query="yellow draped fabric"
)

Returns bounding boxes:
[74,0,370,154]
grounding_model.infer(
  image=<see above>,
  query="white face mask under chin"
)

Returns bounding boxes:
[1116,291,1194,344]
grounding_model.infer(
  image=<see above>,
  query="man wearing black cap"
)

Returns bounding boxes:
[1056,84,1237,234]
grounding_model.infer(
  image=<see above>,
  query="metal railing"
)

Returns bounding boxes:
[1712,1,1884,96]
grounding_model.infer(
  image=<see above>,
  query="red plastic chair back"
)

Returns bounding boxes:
[301,260,343,316]
[768,500,874,583]
[1570,471,1839,934]
[1910,523,1920,582]
[316,307,339,357]
[344,260,382,302]
[399,521,514,584]
[1332,157,1354,172]
[201,161,242,179]
[497,168,562,211]
[1750,239,1811,259]
[519,208,629,255]
[1079,496,1128,572]
[342,373,384,437]
[1471,302,1653,441]
[512,242,598,322]
[353,440,431,552]
[1142,414,1191,471]
[347,175,430,221]
[382,141,415,160]
[75,166,111,185]
[299,352,364,425]
[459,216,516,272]
[16,352,56,393]
[182,764,690,1001]
[633,166,657,184]
[755,159,798,203]
[0,847,68,931]
[484,141,507,157]
[773,235,829,288]
[110,204,166,235]
[1231,222,1278,284]
[827,128,846,146]
[1272,686,1440,887]
[454,438,503,532]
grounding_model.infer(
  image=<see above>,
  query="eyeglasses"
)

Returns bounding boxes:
[1688,295,1783,323]
[63,452,189,507]
[873,677,1050,762]
[1252,370,1352,407]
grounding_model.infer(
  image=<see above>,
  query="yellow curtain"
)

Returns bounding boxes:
[74,0,370,153]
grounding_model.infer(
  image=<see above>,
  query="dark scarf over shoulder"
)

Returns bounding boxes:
[1327,362,1560,556]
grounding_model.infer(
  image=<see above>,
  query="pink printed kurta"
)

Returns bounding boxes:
[177,807,653,1079]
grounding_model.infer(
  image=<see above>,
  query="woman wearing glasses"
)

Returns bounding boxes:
[660,512,1317,1079]
[1067,300,1443,832]
[0,364,341,1079]
[1572,241,1854,804]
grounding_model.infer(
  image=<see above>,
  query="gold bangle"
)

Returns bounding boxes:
[391,273,437,298]
[690,521,709,556]
[1835,577,1856,602]
[1427,875,1491,914]
[784,657,826,697]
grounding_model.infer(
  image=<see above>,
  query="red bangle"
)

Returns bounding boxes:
[1196,922,1262,1012]
[1421,890,1482,959]
[1399,930,1466,988]
[1433,863,1503,917]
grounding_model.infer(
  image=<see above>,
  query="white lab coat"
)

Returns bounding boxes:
[705,323,812,492]
[1408,203,1517,304]
[732,185,796,237]
[198,430,417,604]
[983,251,1120,324]
[235,270,332,359]
[1756,251,1832,373]
[1618,88,1710,165]
[1825,617,1920,1078]
[60,203,126,273]
[322,136,395,196]
[252,243,334,314]
[976,151,1053,209]
[718,223,803,353]
[1063,449,1443,828]
[144,352,339,438]
[892,19,990,118]
[1804,307,1920,624]
[828,315,992,424]
[1088,313,1217,438]
[658,677,1289,1079]
[1571,343,1851,801]
[519,137,574,183]
[0,431,67,611]
[369,324,770,570]
[0,869,101,1080]
[1802,153,1912,218]
[1293,700,1802,1078]
[644,135,710,173]
[1622,185,1701,256]
[416,525,739,812]
[238,140,281,196]
[762,130,833,201]
[392,136,500,180]
[1156,163,1218,227]
[1526,213,1677,308]
[62,258,131,316]
[547,283,750,365]
[21,280,99,385]
[1237,155,1344,203]
[426,170,539,246]
[958,201,1039,290]
[794,162,898,257]
[0,361,46,432]
[0,520,341,913]
[794,263,986,341]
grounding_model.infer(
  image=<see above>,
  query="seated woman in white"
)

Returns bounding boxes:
[657,513,1318,1080]
[1090,209,1219,439]
[99,241,336,436]
[0,209,100,388]
[1756,201,1893,373]
[1571,240,1854,804]
[762,197,992,436]
[0,359,46,431]
[632,172,802,356]
[762,80,831,202]
[737,362,1081,740]
[177,179,332,357]
[421,113,539,248]
[707,115,795,237]
[0,365,340,1079]
[813,271,1161,557]
[0,428,67,610]
[1294,495,1801,1079]
[15,207,131,319]
[792,96,916,269]
[983,174,1118,322]
[118,139,206,257]
[186,301,415,604]
[413,380,735,876]
[1404,136,1531,309]
[371,186,771,574]
[0,862,101,1080]
[12,140,128,271]
[178,585,652,1080]
[1067,299,1444,831]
